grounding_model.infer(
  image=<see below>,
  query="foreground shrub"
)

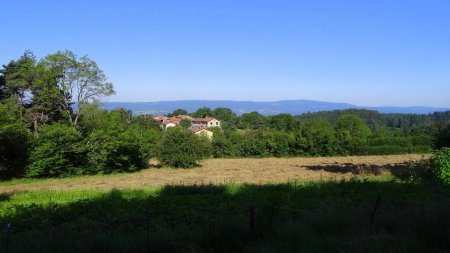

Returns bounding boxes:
[431,147,450,183]
[156,127,210,168]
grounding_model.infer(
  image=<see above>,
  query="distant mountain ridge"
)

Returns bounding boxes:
[100,100,449,116]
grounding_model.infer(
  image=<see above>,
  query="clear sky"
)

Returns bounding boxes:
[2,0,450,107]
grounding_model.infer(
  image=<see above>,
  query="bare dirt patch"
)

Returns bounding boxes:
[0,154,430,193]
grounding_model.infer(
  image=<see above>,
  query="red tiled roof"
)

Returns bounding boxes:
[153,115,167,121]
[163,117,181,125]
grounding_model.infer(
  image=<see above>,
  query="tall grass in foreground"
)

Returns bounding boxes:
[0,180,449,253]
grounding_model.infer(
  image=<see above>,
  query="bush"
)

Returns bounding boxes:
[26,124,86,178]
[211,130,233,158]
[156,127,210,168]
[299,120,337,156]
[263,131,291,157]
[83,108,155,174]
[240,131,269,157]
[431,147,450,183]
[336,115,372,155]
[86,129,143,174]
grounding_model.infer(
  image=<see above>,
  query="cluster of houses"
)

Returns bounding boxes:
[152,114,221,139]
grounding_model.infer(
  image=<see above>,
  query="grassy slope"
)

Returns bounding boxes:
[1,179,449,253]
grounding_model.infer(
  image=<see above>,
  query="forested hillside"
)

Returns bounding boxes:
[1,51,450,180]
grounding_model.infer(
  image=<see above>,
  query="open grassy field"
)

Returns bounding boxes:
[2,154,449,253]
[0,154,429,193]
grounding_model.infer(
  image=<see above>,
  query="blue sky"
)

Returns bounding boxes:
[2,0,450,107]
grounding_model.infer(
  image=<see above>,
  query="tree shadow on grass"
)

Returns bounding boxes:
[303,160,433,180]
[0,180,449,253]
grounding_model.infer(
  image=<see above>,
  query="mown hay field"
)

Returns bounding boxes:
[0,154,430,193]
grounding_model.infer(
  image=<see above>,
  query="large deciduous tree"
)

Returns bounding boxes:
[41,50,115,128]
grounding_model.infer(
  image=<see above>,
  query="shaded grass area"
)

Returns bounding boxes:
[0,180,449,253]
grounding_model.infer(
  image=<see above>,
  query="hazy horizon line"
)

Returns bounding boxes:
[100,99,450,109]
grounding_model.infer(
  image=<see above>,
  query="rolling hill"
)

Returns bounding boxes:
[100,100,449,115]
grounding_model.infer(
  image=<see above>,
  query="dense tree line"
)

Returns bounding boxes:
[1,51,450,179]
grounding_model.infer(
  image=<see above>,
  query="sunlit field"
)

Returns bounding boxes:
[1,154,428,193]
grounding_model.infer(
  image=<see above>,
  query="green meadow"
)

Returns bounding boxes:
[1,178,449,253]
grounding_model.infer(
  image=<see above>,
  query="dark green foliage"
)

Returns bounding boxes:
[0,71,5,100]
[192,106,214,118]
[263,131,292,157]
[240,131,269,157]
[296,108,437,131]
[26,108,156,177]
[85,129,142,174]
[362,145,407,155]
[268,113,300,132]
[0,51,36,103]
[180,118,192,128]
[167,108,188,117]
[434,123,450,148]
[0,102,30,179]
[431,147,450,183]
[336,115,372,155]
[300,120,337,156]
[156,127,210,168]
[213,107,238,131]
[83,109,152,174]
[211,129,233,158]
[238,112,266,130]
[26,123,86,178]
[131,115,162,132]
[225,131,245,156]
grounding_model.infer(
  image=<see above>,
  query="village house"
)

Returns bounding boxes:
[154,114,221,130]
[152,115,168,122]
[188,124,213,139]
[162,117,181,129]
[191,117,221,128]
